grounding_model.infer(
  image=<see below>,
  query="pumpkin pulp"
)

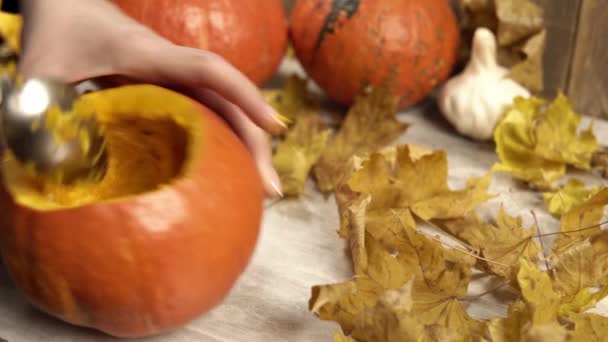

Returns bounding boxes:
[1,85,203,210]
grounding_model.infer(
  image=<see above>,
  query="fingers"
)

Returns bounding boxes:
[190,88,283,198]
[122,40,286,136]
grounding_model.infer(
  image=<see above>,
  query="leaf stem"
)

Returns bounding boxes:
[415,230,512,267]
[531,210,550,271]
[532,220,608,238]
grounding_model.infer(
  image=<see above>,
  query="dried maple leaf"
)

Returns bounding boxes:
[311,274,485,342]
[313,87,409,193]
[341,195,475,296]
[543,178,603,217]
[592,147,608,178]
[334,145,434,238]
[517,259,560,325]
[490,259,608,342]
[0,11,22,52]
[558,286,608,316]
[507,29,546,93]
[552,188,608,252]
[409,281,488,340]
[456,0,546,92]
[345,145,493,222]
[262,74,318,124]
[563,313,608,341]
[272,113,331,196]
[436,207,541,280]
[486,300,527,342]
[550,239,599,297]
[493,94,600,190]
[310,275,385,334]
[494,0,544,46]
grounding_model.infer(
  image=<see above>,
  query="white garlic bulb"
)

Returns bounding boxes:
[437,27,531,141]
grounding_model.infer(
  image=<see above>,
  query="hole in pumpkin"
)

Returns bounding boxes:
[2,114,190,209]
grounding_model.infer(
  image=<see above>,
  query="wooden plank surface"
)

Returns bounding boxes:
[532,0,581,98]
[568,0,608,117]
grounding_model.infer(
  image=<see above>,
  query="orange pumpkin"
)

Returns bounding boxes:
[289,0,461,108]
[0,85,264,337]
[112,0,288,85]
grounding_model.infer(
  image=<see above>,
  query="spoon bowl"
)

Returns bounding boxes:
[0,76,107,183]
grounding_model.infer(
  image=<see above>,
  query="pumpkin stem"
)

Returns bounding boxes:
[467,27,498,72]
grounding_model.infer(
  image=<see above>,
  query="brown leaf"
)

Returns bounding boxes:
[592,146,608,178]
[550,239,598,296]
[313,87,409,193]
[437,208,541,280]
[495,0,544,46]
[552,188,608,252]
[507,29,546,93]
[272,113,331,196]
[346,146,492,221]
[565,313,608,341]
[309,275,385,335]
[262,75,318,123]
[456,0,546,92]
[517,259,560,325]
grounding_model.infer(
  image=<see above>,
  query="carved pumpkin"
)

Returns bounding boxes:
[112,0,288,85]
[289,0,461,108]
[0,85,264,337]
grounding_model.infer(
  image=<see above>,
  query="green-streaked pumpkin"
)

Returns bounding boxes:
[289,0,461,108]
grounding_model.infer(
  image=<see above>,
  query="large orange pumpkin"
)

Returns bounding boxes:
[0,85,264,337]
[289,0,461,108]
[112,0,288,85]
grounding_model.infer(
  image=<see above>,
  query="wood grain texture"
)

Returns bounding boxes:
[568,0,608,117]
[532,0,581,98]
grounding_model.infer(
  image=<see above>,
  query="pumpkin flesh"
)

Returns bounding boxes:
[0,85,264,337]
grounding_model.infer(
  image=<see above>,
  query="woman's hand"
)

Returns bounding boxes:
[18,0,285,197]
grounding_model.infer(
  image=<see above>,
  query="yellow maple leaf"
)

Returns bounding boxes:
[493,94,599,190]
[552,188,608,252]
[517,259,560,325]
[0,10,21,76]
[543,178,603,217]
[333,145,434,239]
[0,10,22,52]
[346,145,493,223]
[550,239,599,297]
[563,312,608,341]
[487,299,569,342]
[437,207,541,280]
[313,87,409,193]
[592,147,608,178]
[486,300,528,342]
[558,286,608,316]
[272,113,330,196]
[311,274,485,342]
[262,74,318,124]
[310,275,385,335]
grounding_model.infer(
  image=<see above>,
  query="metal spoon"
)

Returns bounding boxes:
[0,76,108,183]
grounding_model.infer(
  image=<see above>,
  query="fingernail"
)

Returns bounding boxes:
[266,104,288,130]
[267,167,284,198]
[270,179,284,198]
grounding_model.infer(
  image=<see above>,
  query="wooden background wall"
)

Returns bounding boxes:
[282,0,608,118]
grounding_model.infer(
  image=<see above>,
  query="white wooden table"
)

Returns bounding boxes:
[1,59,607,342]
